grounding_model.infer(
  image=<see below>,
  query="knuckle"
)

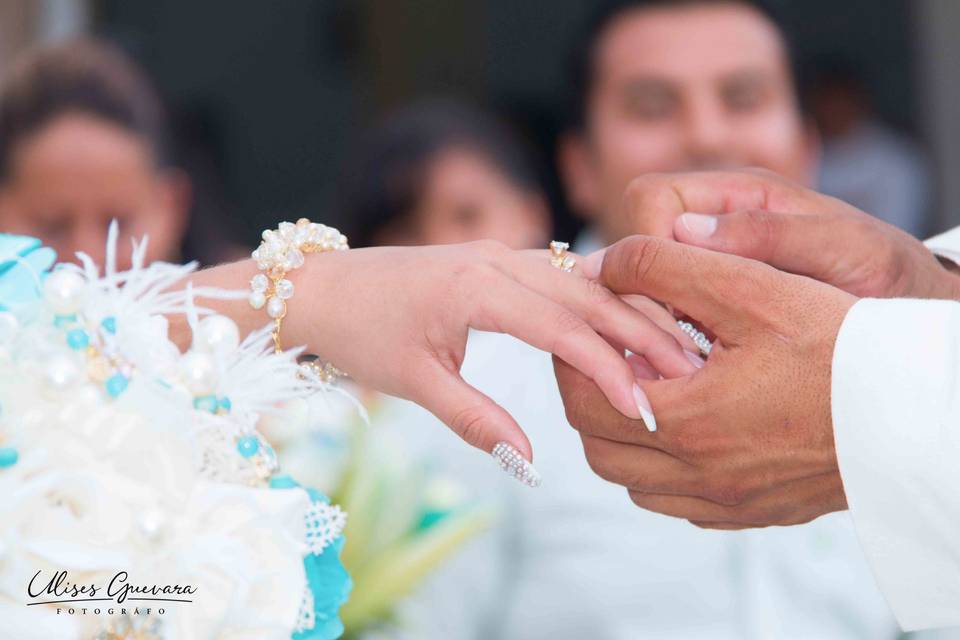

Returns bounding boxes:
[623,173,668,203]
[449,403,490,447]
[623,237,664,288]
[584,278,617,310]
[550,309,590,352]
[706,480,748,507]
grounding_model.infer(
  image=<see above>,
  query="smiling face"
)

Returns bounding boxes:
[0,112,188,269]
[562,1,816,242]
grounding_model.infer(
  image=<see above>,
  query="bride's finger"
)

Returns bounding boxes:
[409,364,536,472]
[510,250,699,377]
[620,294,699,353]
[470,275,646,423]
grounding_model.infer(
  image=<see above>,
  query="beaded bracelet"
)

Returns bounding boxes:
[249,218,348,353]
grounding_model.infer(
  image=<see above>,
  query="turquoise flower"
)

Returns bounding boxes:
[0,234,56,311]
[270,478,352,640]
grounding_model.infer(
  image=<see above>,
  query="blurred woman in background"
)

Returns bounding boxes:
[340,99,550,249]
[0,39,190,270]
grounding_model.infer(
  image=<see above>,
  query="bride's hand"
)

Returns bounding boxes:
[184,240,701,464]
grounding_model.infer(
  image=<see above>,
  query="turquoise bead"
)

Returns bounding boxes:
[0,447,18,468]
[53,314,77,328]
[269,474,300,489]
[105,373,129,397]
[193,394,219,413]
[218,396,232,412]
[100,316,117,334]
[66,328,89,350]
[237,436,260,458]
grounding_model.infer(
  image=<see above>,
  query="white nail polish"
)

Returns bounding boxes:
[491,441,541,487]
[633,384,658,432]
[679,212,718,239]
[684,350,705,369]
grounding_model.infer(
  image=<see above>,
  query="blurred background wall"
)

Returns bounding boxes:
[0,0,955,247]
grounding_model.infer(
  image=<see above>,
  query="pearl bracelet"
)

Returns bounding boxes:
[249,218,348,353]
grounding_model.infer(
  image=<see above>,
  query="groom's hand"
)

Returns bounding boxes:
[621,169,960,300]
[556,235,857,528]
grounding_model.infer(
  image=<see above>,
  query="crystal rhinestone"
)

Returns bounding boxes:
[105,373,129,398]
[266,296,286,319]
[66,328,89,350]
[249,290,266,309]
[0,447,18,468]
[250,273,269,292]
[279,221,296,238]
[286,248,305,269]
[275,279,294,299]
[237,436,260,458]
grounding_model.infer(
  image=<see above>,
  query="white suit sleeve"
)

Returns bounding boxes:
[832,297,960,630]
[926,225,960,265]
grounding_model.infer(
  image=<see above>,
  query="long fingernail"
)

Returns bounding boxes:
[684,349,705,369]
[678,213,718,239]
[633,384,657,432]
[582,248,607,279]
[492,441,541,487]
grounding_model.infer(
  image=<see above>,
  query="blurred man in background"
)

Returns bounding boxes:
[559,0,816,245]
[0,39,191,270]
[340,99,550,249]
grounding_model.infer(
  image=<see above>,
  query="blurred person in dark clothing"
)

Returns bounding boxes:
[808,59,931,238]
[341,100,550,249]
[0,39,191,270]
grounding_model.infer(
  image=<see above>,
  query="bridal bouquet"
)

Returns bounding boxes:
[0,230,351,640]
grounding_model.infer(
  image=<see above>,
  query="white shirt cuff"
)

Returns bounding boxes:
[832,298,960,630]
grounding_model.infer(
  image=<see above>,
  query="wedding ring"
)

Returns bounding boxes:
[677,320,713,356]
[549,240,576,272]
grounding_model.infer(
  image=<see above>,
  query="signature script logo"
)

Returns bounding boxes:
[27,570,196,608]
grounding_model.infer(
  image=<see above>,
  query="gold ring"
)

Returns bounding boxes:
[549,240,576,272]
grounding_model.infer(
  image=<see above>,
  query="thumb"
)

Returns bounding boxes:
[413,365,540,487]
[674,210,838,280]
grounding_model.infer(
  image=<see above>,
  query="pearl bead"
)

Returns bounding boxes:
[180,351,219,395]
[266,296,285,319]
[138,509,165,541]
[275,279,294,300]
[46,353,81,389]
[193,314,240,356]
[249,290,266,309]
[0,312,18,345]
[43,270,86,315]
[250,273,269,292]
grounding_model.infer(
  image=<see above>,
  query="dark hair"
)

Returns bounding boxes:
[339,99,542,247]
[0,39,169,180]
[566,0,797,130]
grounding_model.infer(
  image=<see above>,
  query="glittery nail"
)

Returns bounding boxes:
[491,441,541,487]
